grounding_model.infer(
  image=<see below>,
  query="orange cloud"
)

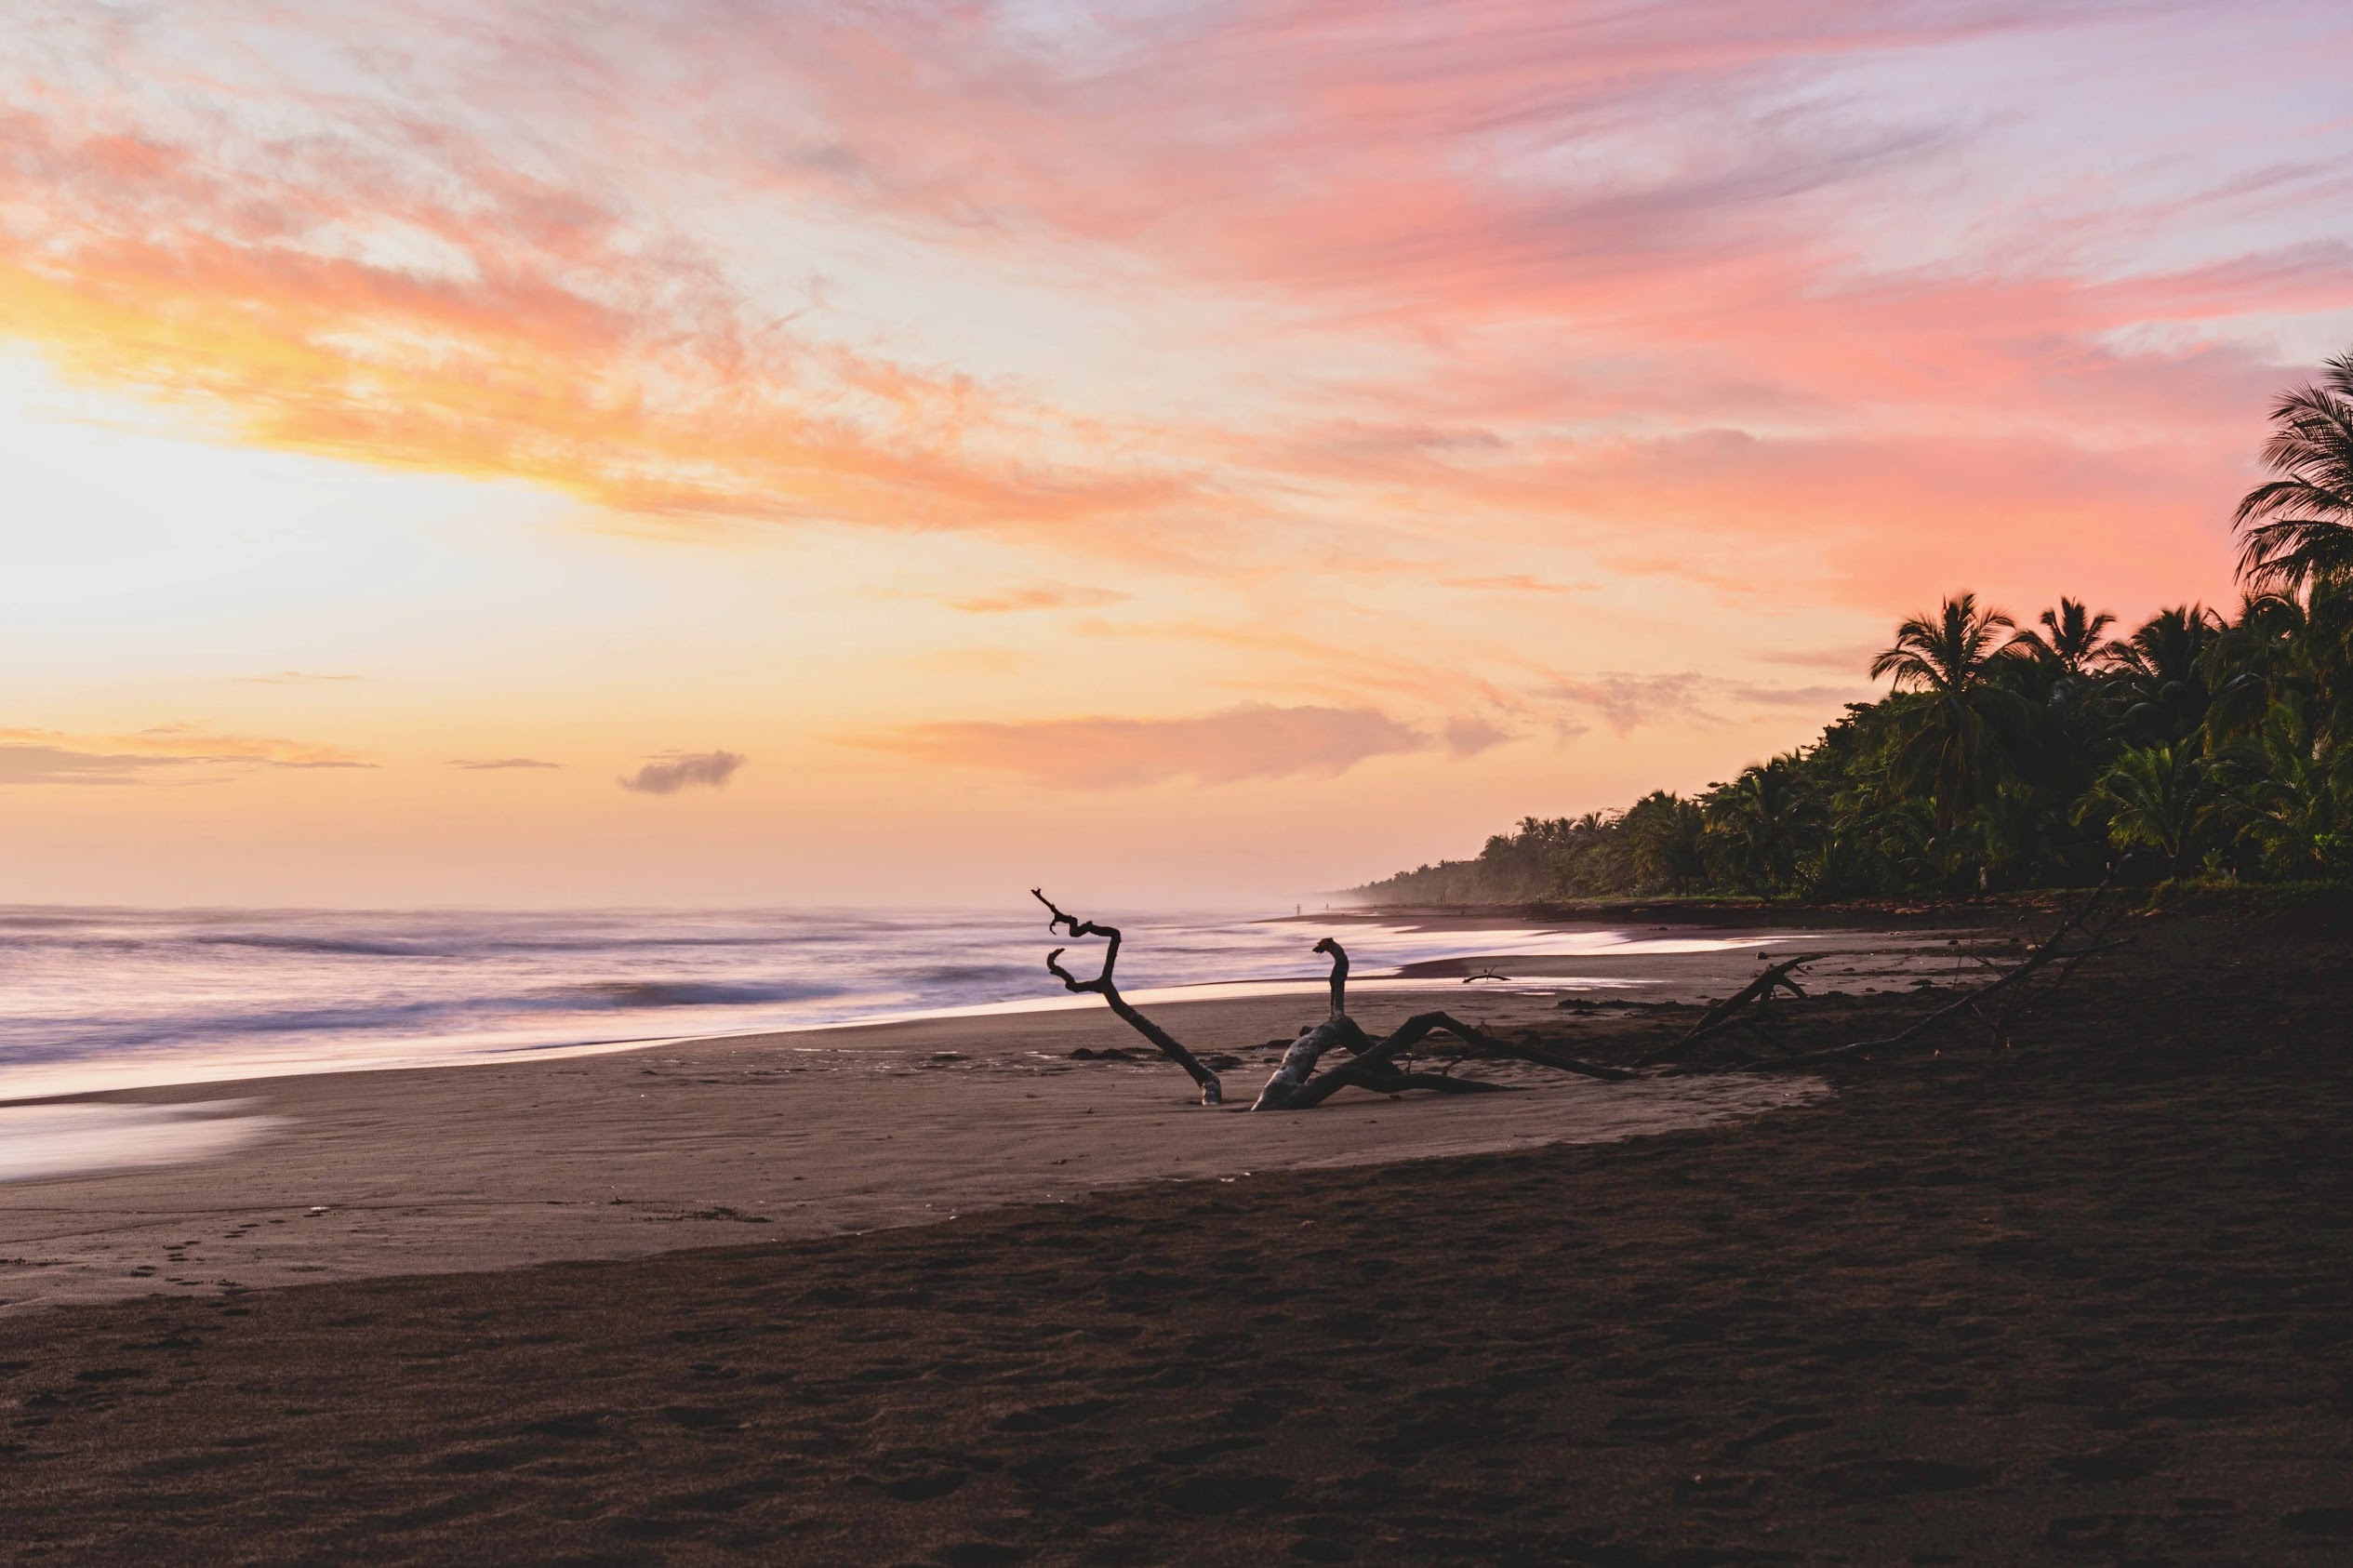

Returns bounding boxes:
[858,705,1430,789]
[0,0,2341,623]
[0,96,1198,539]
[0,724,370,782]
[945,585,1129,614]
[1543,673,1869,736]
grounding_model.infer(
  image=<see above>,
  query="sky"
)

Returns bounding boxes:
[2,0,2350,909]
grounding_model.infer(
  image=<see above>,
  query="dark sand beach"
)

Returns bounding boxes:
[1,912,2347,1563]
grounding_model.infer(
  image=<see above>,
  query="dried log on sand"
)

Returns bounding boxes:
[1030,892,1631,1110]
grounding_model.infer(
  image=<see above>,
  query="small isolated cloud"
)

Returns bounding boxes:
[234,671,364,684]
[449,757,563,770]
[863,704,1427,789]
[946,585,1130,614]
[619,750,746,795]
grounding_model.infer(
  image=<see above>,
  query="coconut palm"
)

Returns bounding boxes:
[2220,695,2348,877]
[1701,755,1824,895]
[2234,351,2353,593]
[2014,598,2116,679]
[2201,592,2311,743]
[2074,742,2215,870]
[2104,605,2224,747]
[1621,791,1707,894]
[1868,592,2032,833]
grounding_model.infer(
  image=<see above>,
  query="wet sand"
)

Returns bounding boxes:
[0,1012,1811,1314]
[0,931,1952,1313]
[2,914,2346,1563]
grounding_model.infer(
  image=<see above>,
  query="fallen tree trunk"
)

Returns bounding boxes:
[1252,949,1635,1109]
[1029,900,1633,1110]
[1249,938,1356,1110]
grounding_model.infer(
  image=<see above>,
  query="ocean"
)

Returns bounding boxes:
[0,904,1766,1099]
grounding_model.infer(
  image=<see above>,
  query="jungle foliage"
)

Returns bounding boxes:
[1356,352,2353,903]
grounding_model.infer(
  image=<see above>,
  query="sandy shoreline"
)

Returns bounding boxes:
[0,929,1975,1313]
[0,912,2344,1564]
[0,983,1838,1314]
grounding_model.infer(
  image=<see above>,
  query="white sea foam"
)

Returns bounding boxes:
[0,1100,281,1183]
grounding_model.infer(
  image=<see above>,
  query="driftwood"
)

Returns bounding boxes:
[1034,870,2131,1104]
[1032,890,1225,1105]
[1030,894,1631,1110]
[1656,861,2134,1070]
[1633,953,1836,1067]
[1776,863,2131,1063]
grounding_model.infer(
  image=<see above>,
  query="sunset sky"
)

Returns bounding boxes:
[4,0,2350,908]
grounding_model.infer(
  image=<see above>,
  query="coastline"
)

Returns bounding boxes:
[0,922,1970,1316]
[0,907,1935,1105]
[0,911,2345,1563]
[0,972,1853,1314]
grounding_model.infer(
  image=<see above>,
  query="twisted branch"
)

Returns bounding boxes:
[1032,889,1223,1105]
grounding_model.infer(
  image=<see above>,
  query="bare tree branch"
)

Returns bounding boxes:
[1765,860,2134,1066]
[1633,953,1835,1067]
[1031,888,1223,1105]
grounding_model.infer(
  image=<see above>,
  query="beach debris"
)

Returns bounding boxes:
[1030,894,1632,1110]
[1251,939,1630,1109]
[1632,955,1832,1066]
[1650,860,2135,1069]
[1776,864,2134,1063]
[1033,890,1227,1105]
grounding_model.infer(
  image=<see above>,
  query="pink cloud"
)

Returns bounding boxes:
[0,0,2344,624]
[860,704,1430,789]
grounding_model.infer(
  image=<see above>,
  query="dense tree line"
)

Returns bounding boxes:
[1356,352,2353,904]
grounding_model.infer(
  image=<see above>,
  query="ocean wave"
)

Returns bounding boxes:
[912,963,1030,984]
[0,994,579,1060]
[566,980,842,1009]
[198,934,452,958]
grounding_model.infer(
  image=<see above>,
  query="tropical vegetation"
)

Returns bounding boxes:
[1356,351,2353,904]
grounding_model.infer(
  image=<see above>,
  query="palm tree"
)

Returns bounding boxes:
[2201,591,2310,742]
[2221,695,2347,877]
[2234,351,2353,593]
[1702,754,1824,894]
[2014,598,2116,678]
[2104,605,2224,746]
[1621,791,1706,894]
[2074,742,2214,870]
[1868,592,2031,833]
